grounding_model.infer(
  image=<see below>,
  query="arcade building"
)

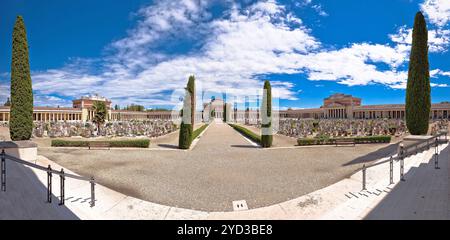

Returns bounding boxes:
[0,93,449,123]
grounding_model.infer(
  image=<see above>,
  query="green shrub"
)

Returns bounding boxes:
[51,140,89,147]
[109,139,150,148]
[51,139,150,148]
[297,138,319,146]
[354,136,391,144]
[229,124,261,144]
[192,124,208,140]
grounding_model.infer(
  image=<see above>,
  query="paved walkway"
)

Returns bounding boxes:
[38,121,396,211]
[2,141,448,219]
[4,121,448,219]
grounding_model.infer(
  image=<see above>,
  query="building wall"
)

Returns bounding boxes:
[1,94,449,123]
[280,103,450,120]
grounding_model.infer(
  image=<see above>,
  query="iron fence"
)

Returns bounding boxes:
[0,149,95,207]
[359,130,448,190]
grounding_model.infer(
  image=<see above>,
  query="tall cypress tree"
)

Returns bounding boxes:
[10,16,33,141]
[261,80,272,148]
[223,103,227,122]
[188,75,195,127]
[178,76,195,149]
[405,11,431,135]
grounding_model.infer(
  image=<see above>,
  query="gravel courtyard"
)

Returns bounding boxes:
[38,122,399,211]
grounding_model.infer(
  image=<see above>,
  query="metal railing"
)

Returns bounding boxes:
[0,149,95,207]
[360,130,448,190]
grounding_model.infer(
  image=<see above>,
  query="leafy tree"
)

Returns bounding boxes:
[405,11,431,135]
[114,104,120,110]
[92,101,107,135]
[261,80,272,147]
[9,16,33,141]
[147,108,170,112]
[178,76,195,149]
[125,104,145,111]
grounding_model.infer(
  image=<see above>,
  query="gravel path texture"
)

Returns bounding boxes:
[38,121,399,211]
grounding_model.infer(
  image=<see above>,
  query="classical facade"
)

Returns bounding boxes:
[0,94,176,123]
[279,93,450,120]
[1,93,449,123]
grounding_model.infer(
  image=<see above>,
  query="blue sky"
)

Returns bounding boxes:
[0,0,449,110]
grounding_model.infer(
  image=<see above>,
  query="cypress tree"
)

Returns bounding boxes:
[405,11,431,135]
[10,16,33,141]
[188,75,195,127]
[223,103,227,122]
[261,80,272,147]
[178,76,195,149]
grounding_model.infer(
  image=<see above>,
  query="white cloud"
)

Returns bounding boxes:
[431,83,448,87]
[13,0,317,107]
[389,26,450,53]
[431,69,450,77]
[421,0,450,27]
[1,0,449,107]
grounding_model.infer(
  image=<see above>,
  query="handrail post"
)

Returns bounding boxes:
[90,177,95,207]
[362,164,367,190]
[1,149,6,192]
[59,168,65,205]
[47,165,52,203]
[389,156,394,185]
[434,138,440,169]
[398,144,405,181]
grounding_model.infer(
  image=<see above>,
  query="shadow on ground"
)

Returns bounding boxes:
[342,143,400,166]
[157,144,179,149]
[230,145,259,148]
[0,152,79,219]
[364,144,449,220]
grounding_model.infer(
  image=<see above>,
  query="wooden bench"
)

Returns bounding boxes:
[335,138,355,146]
[88,141,111,150]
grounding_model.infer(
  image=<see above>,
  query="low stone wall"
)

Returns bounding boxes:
[31,120,178,138]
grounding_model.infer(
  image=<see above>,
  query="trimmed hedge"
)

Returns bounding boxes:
[51,139,150,148]
[354,136,391,144]
[51,140,89,147]
[229,124,261,144]
[297,136,391,146]
[192,124,208,140]
[296,138,318,146]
